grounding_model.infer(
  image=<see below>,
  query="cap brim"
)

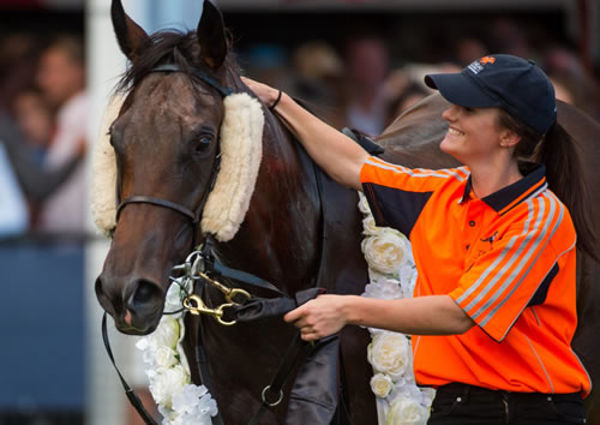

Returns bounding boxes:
[425,73,500,108]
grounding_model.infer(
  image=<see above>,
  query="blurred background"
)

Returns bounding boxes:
[0,0,598,424]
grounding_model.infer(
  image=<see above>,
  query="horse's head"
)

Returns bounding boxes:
[95,0,234,334]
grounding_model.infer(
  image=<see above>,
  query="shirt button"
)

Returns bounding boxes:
[468,220,476,227]
[466,244,470,250]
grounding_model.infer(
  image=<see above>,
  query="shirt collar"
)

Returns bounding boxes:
[460,163,547,215]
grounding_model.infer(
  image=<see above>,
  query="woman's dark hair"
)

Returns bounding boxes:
[497,110,598,261]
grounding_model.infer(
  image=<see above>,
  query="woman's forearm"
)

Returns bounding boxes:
[284,293,474,341]
[344,295,474,335]
[273,93,367,189]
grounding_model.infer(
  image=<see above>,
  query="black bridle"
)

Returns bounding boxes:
[115,63,228,246]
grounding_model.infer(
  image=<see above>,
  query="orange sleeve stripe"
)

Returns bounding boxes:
[453,193,565,339]
[476,197,563,325]
[361,156,468,191]
[461,195,560,315]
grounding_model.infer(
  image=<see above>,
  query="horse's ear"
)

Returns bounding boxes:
[197,0,228,70]
[111,0,150,63]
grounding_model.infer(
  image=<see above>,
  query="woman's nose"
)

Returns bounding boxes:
[442,104,458,122]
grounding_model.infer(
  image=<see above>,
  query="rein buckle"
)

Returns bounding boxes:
[182,294,236,326]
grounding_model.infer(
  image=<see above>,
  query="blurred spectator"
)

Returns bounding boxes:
[35,35,88,235]
[290,40,344,127]
[343,35,390,136]
[549,76,575,105]
[0,33,43,111]
[0,112,81,225]
[487,17,532,59]
[242,43,290,91]
[542,46,599,118]
[385,82,430,125]
[454,37,488,67]
[11,88,54,165]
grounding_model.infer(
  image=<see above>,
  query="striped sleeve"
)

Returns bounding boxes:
[449,192,575,342]
[360,156,467,236]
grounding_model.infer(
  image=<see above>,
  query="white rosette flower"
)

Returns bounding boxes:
[151,316,181,350]
[171,384,218,424]
[368,332,411,380]
[362,278,404,300]
[370,373,394,399]
[418,387,436,408]
[148,364,188,407]
[386,397,429,425]
[154,346,178,369]
[399,264,418,298]
[361,229,409,275]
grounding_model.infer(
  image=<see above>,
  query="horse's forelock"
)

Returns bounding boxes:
[116,30,235,94]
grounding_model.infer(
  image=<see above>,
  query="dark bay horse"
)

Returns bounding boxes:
[377,94,600,425]
[95,1,374,424]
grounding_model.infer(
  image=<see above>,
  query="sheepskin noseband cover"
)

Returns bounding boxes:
[90,92,265,242]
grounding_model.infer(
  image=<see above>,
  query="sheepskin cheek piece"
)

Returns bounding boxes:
[90,92,264,242]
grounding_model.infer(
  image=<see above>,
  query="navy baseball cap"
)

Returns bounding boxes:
[425,54,557,135]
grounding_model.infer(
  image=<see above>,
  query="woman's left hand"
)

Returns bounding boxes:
[241,76,281,108]
[283,294,348,341]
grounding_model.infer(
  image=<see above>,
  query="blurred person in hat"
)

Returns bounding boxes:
[243,53,594,424]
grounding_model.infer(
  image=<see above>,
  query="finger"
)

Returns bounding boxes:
[300,328,319,342]
[284,306,304,323]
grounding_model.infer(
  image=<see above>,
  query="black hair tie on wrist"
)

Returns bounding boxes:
[269,90,282,110]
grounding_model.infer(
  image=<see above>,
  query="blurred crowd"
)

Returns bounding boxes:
[241,16,600,135]
[0,15,598,240]
[0,33,87,238]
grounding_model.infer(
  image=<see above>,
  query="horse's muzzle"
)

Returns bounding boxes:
[95,275,164,335]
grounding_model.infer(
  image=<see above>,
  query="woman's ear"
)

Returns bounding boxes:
[499,129,521,148]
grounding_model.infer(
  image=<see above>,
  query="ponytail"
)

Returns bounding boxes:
[498,110,599,262]
[537,123,598,261]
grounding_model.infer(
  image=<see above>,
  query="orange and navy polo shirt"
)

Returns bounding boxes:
[360,156,591,396]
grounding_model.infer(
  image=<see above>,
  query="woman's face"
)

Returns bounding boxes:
[440,105,507,164]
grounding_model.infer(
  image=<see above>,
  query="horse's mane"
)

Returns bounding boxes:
[116,30,239,94]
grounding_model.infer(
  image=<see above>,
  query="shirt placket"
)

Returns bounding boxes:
[464,199,485,254]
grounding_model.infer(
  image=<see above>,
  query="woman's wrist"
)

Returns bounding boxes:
[269,89,283,110]
[341,295,362,326]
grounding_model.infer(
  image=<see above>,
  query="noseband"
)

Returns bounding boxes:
[116,64,232,241]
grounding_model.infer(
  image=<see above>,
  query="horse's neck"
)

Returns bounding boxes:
[213,87,322,292]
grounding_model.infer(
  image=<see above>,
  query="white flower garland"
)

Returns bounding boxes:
[135,191,435,425]
[358,192,435,425]
[136,279,218,425]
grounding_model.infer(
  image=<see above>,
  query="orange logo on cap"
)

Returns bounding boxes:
[480,56,496,65]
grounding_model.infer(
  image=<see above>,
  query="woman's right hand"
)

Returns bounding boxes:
[241,76,281,108]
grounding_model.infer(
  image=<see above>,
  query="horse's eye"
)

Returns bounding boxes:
[193,135,213,154]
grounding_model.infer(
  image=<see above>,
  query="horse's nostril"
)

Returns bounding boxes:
[132,280,162,306]
[95,275,120,316]
[95,276,110,306]
[95,276,104,298]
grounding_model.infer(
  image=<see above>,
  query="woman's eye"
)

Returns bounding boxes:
[463,106,475,113]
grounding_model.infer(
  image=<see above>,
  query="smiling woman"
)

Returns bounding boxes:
[244,53,596,425]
